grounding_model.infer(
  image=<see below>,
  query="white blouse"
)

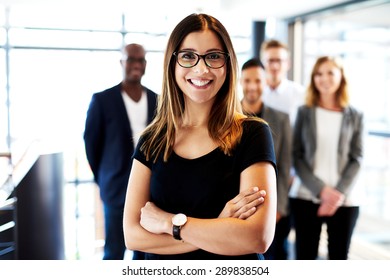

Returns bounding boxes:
[314,107,343,187]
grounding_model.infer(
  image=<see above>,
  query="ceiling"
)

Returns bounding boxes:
[0,0,352,20]
[1,0,389,27]
[213,0,352,19]
[318,0,390,26]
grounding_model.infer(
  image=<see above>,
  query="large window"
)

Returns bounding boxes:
[302,21,390,128]
[2,0,390,260]
[0,3,252,259]
[299,2,390,222]
[0,7,7,152]
[0,47,6,152]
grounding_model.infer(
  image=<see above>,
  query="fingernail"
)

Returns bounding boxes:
[253,186,259,192]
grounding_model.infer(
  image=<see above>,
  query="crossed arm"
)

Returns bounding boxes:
[123,159,277,256]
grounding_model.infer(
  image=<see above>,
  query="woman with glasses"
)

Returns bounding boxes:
[123,13,277,260]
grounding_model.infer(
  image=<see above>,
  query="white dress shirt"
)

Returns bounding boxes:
[263,79,305,126]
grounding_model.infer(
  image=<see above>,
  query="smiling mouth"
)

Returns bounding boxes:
[189,79,212,87]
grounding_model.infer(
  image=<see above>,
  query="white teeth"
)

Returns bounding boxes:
[191,79,210,86]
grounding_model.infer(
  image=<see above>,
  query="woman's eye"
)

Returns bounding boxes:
[207,53,221,60]
[181,52,196,60]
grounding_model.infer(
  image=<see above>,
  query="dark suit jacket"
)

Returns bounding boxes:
[84,83,158,207]
[260,105,292,216]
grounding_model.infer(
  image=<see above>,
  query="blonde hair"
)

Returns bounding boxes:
[306,56,349,108]
[260,39,289,60]
[141,13,256,162]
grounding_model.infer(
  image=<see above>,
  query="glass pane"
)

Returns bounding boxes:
[0,27,5,46]
[124,12,169,34]
[141,51,164,94]
[9,28,123,49]
[0,5,4,26]
[9,3,122,30]
[302,20,390,129]
[124,32,167,53]
[0,48,7,152]
[8,49,123,181]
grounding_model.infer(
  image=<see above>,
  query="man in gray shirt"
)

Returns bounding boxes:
[240,58,292,260]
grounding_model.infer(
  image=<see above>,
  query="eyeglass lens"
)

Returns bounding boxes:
[176,51,227,69]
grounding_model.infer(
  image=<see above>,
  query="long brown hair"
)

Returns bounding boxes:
[306,56,349,108]
[141,13,248,162]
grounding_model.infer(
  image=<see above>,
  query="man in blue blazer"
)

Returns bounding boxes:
[240,58,292,260]
[84,44,158,260]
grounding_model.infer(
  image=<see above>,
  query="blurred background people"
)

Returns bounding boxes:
[240,58,292,260]
[289,56,364,259]
[83,43,158,259]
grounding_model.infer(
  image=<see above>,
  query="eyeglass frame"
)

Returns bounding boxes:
[173,50,230,69]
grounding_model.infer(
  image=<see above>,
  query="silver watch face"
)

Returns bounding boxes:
[172,213,187,226]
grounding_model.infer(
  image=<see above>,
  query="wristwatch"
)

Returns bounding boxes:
[172,213,187,240]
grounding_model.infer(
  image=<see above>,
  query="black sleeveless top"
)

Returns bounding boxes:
[133,119,276,260]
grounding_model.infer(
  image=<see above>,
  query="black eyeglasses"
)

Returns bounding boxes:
[173,51,229,69]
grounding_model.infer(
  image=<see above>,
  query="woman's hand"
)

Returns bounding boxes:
[140,202,172,234]
[219,187,266,219]
[317,186,345,217]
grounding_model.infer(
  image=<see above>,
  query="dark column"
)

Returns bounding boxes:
[252,21,266,59]
[15,152,64,260]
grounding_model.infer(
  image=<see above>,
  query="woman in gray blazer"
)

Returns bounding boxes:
[289,56,364,259]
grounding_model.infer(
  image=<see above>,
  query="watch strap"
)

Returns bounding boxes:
[172,225,182,240]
